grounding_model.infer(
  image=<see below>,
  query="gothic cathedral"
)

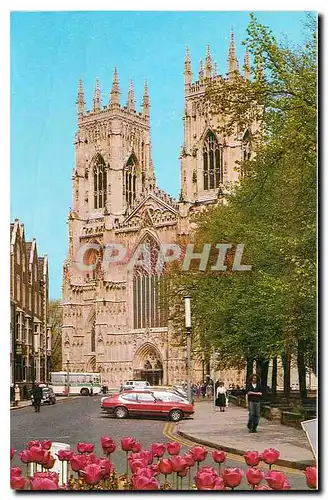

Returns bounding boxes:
[62,34,251,387]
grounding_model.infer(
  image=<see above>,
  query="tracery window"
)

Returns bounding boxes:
[133,237,167,329]
[93,155,107,209]
[124,155,137,207]
[203,131,222,190]
[91,323,96,352]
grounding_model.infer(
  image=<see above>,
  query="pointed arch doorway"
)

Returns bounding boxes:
[133,343,163,386]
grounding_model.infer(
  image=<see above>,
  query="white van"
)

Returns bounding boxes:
[121,380,151,392]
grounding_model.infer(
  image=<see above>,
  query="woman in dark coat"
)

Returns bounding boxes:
[216,381,227,412]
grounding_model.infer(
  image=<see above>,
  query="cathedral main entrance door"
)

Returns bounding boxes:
[133,343,163,386]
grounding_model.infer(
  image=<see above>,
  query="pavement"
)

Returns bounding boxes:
[177,401,316,470]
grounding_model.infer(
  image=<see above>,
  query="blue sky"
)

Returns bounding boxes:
[11,11,312,299]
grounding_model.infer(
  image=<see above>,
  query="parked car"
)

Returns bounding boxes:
[171,385,188,400]
[31,386,56,405]
[120,380,151,392]
[101,390,194,421]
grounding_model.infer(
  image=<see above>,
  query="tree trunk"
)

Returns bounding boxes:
[271,356,278,401]
[297,339,308,403]
[246,357,253,384]
[256,358,262,380]
[261,359,269,388]
[282,352,291,402]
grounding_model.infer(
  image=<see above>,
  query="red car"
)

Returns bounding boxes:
[101,390,194,422]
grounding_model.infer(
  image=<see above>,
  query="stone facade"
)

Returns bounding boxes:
[62,36,257,388]
[10,219,51,390]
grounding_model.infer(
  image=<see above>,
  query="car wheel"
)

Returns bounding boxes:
[169,409,183,422]
[114,406,128,419]
[80,388,89,396]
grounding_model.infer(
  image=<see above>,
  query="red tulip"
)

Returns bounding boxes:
[57,450,73,461]
[212,449,227,464]
[98,458,114,479]
[265,470,288,490]
[170,455,188,472]
[30,477,59,490]
[19,449,32,464]
[184,453,195,467]
[244,450,261,467]
[281,479,291,490]
[27,440,41,449]
[132,474,160,490]
[43,454,56,470]
[255,484,273,490]
[85,453,100,465]
[10,475,26,490]
[77,442,94,454]
[41,440,52,450]
[199,466,218,475]
[129,459,147,474]
[190,445,207,463]
[133,466,157,478]
[29,446,47,464]
[101,436,116,455]
[33,472,59,484]
[10,467,22,477]
[70,453,88,472]
[158,458,173,475]
[140,449,153,465]
[167,441,181,455]
[121,436,137,452]
[149,463,159,475]
[131,441,142,453]
[10,448,16,460]
[304,466,317,489]
[81,463,103,485]
[151,442,166,458]
[246,467,264,486]
[178,468,189,477]
[262,448,280,466]
[221,467,244,489]
[195,468,220,490]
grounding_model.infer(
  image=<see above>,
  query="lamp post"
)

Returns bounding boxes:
[184,295,192,403]
[66,351,70,397]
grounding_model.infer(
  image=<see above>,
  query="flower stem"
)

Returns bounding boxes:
[188,468,191,490]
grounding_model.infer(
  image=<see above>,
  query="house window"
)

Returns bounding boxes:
[203,131,222,190]
[93,154,107,209]
[124,155,137,207]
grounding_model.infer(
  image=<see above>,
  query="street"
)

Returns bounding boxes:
[10,396,308,490]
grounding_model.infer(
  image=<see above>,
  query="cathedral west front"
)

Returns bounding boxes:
[61,34,252,388]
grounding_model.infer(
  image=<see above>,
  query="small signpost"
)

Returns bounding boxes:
[301,418,317,460]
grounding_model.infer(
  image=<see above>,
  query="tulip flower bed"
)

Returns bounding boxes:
[10,438,317,491]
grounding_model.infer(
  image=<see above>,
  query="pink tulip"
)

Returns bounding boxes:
[19,449,32,464]
[41,440,52,450]
[81,463,103,485]
[30,477,59,490]
[178,468,188,477]
[244,450,261,467]
[246,467,264,486]
[221,467,244,489]
[77,442,94,454]
[140,449,153,465]
[304,466,317,489]
[101,436,116,455]
[27,440,41,449]
[133,466,156,478]
[70,453,88,472]
[190,445,207,463]
[132,474,160,490]
[265,470,288,490]
[169,455,188,472]
[98,458,114,479]
[10,467,22,477]
[42,454,56,470]
[10,475,26,490]
[85,453,100,465]
[167,441,181,455]
[184,453,195,467]
[129,459,148,474]
[151,442,166,458]
[212,449,227,464]
[158,458,173,475]
[29,446,47,464]
[33,472,59,484]
[131,441,142,453]
[121,436,137,452]
[195,467,220,490]
[57,450,73,461]
[262,448,280,466]
[10,448,16,460]
[255,484,273,490]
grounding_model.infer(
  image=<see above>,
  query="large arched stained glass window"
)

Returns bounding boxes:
[203,131,222,190]
[125,155,137,207]
[133,237,167,329]
[93,155,107,209]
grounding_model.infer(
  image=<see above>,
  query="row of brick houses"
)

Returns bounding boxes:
[10,218,51,391]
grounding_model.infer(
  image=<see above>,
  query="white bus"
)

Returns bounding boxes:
[50,372,102,396]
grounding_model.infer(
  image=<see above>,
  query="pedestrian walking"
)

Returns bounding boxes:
[246,374,263,433]
[31,383,43,413]
[14,384,21,407]
[216,381,227,412]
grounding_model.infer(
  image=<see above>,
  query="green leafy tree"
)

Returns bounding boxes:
[49,299,63,371]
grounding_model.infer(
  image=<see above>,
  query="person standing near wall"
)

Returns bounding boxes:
[14,384,21,407]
